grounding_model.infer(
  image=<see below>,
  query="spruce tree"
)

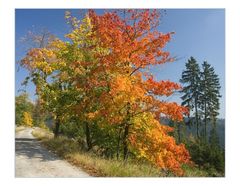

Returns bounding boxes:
[200,61,221,141]
[180,57,201,138]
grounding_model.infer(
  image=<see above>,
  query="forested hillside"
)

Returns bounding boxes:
[161,118,225,148]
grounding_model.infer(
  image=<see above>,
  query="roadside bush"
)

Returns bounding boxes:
[22,111,33,127]
[186,139,224,175]
[39,121,49,130]
[44,136,82,156]
[15,93,34,126]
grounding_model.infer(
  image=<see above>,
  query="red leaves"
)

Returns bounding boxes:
[21,10,191,176]
[86,10,190,175]
[88,9,175,73]
[146,76,181,96]
[152,101,189,121]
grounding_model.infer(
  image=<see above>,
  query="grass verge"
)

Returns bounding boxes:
[15,126,26,133]
[32,128,211,177]
[32,127,54,140]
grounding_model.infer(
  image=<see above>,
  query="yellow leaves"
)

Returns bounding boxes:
[35,61,47,69]
[21,46,58,75]
[111,75,130,93]
[74,67,83,75]
[43,65,53,74]
[41,48,54,57]
[65,15,95,46]
[22,112,33,127]
[50,39,66,50]
[82,15,93,30]
[65,11,71,20]
[109,75,146,106]
[58,61,66,68]
[129,112,190,176]
[65,11,80,29]
[87,111,99,120]
[95,46,110,56]
[138,148,147,158]
[34,61,53,74]
[20,10,190,176]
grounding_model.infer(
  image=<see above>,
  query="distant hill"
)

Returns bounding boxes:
[160,117,225,149]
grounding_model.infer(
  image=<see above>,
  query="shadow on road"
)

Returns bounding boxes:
[15,138,60,162]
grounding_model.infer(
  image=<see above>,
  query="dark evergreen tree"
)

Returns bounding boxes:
[180,58,224,174]
[180,57,201,138]
[199,61,221,141]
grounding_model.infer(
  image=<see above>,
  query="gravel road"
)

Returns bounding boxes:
[15,128,90,177]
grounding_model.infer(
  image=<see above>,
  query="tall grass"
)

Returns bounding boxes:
[31,127,53,140]
[32,128,211,177]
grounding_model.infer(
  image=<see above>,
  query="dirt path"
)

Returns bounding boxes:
[15,128,90,177]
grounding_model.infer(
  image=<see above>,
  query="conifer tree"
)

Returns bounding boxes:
[180,57,201,138]
[200,61,221,141]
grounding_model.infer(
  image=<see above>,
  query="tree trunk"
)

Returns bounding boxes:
[116,127,122,160]
[177,123,181,143]
[123,103,131,161]
[195,99,199,138]
[54,117,60,138]
[204,101,207,141]
[123,124,129,161]
[85,121,92,151]
[210,117,218,148]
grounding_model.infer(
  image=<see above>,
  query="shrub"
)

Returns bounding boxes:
[186,139,225,175]
[22,111,33,127]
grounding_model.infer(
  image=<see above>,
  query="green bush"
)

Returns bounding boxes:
[15,93,34,126]
[186,139,225,175]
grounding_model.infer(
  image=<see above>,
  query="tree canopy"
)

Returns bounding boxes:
[20,9,192,175]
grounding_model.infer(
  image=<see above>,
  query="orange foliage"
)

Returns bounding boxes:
[145,76,181,96]
[88,10,174,74]
[21,9,191,175]
[129,113,190,175]
[86,10,191,175]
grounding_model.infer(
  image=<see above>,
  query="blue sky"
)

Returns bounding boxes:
[15,9,225,118]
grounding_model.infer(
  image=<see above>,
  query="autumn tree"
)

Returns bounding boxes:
[86,9,190,174]
[180,57,201,138]
[19,28,56,49]
[19,28,67,137]
[15,93,34,126]
[60,13,110,148]
[20,9,191,175]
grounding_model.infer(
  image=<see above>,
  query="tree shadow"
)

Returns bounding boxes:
[15,138,60,162]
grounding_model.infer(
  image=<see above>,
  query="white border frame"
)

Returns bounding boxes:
[1,0,239,185]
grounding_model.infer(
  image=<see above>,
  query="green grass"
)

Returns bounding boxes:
[65,152,164,177]
[182,164,209,177]
[32,128,212,177]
